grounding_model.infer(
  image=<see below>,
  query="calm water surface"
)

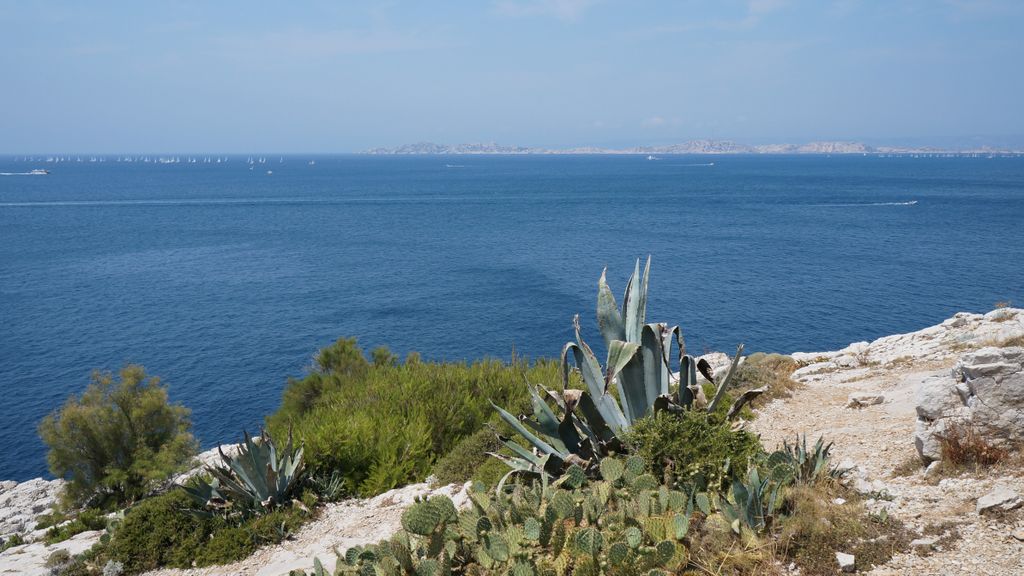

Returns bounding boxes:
[2,154,1022,479]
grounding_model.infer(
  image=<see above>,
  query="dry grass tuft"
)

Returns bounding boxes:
[730,353,803,405]
[937,422,1010,473]
[775,485,912,575]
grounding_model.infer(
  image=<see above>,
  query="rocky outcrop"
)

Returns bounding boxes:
[0,478,64,540]
[914,346,1024,463]
[1,444,239,575]
[792,308,1024,380]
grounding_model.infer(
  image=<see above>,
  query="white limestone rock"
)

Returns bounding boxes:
[836,551,856,572]
[0,478,65,539]
[977,485,1023,515]
[914,347,1024,464]
[847,393,884,408]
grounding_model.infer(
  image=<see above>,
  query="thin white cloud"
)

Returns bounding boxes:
[493,0,600,21]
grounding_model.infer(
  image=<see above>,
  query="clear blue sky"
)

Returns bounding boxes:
[2,0,1022,152]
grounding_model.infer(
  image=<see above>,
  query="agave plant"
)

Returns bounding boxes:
[492,257,765,480]
[182,428,305,517]
[718,466,785,534]
[768,434,849,485]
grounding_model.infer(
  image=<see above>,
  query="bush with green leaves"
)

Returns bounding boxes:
[38,365,198,508]
[104,488,309,573]
[623,410,763,491]
[44,508,108,544]
[266,339,556,496]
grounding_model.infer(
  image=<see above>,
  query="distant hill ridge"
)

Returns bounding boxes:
[364,140,1022,155]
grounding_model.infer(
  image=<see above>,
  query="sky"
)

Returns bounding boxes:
[1,0,1023,153]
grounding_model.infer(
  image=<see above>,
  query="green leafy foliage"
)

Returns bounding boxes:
[624,411,762,491]
[43,508,108,544]
[0,534,25,553]
[38,365,198,508]
[182,428,305,518]
[105,489,309,573]
[267,337,556,495]
[430,428,505,486]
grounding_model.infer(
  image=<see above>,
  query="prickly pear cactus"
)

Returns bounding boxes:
[328,456,692,576]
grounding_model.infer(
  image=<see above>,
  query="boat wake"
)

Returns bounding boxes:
[0,171,48,176]
[813,200,918,207]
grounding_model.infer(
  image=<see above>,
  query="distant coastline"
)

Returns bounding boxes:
[364,140,1024,156]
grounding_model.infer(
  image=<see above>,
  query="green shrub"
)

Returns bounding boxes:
[44,508,108,544]
[105,490,214,572]
[106,489,310,572]
[266,337,552,496]
[38,365,198,508]
[430,427,504,486]
[624,411,763,490]
[0,533,25,552]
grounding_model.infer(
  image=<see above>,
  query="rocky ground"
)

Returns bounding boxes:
[3,308,1023,575]
[753,307,1024,575]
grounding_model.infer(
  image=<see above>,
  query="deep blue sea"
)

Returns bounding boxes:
[2,154,1023,480]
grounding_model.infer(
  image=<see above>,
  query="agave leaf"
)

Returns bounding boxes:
[636,255,650,333]
[623,258,644,342]
[491,401,561,457]
[677,356,695,408]
[562,337,627,431]
[597,268,626,347]
[642,324,674,410]
[605,340,640,390]
[527,386,568,453]
[574,391,617,443]
[707,344,745,413]
[556,402,584,456]
[725,387,766,420]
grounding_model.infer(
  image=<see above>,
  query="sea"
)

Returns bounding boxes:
[2,154,1023,481]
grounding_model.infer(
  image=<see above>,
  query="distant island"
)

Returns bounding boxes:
[364,140,1023,155]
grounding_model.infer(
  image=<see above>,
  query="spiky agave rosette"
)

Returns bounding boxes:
[181,427,305,517]
[492,257,765,482]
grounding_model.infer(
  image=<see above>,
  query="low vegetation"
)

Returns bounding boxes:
[34,258,933,575]
[624,411,762,490]
[266,337,556,496]
[729,352,802,404]
[103,489,310,573]
[38,365,198,509]
[936,421,1010,474]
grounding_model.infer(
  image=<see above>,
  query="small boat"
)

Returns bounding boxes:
[266,170,273,175]
[647,155,658,160]
[29,169,49,175]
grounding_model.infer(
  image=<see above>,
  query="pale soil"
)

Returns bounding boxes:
[144,482,470,576]
[751,351,1024,574]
